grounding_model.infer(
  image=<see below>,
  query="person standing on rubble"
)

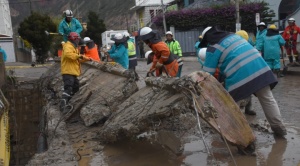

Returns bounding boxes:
[124,32,139,80]
[83,37,101,62]
[139,27,178,77]
[104,33,129,69]
[199,26,287,137]
[165,31,183,77]
[58,9,83,42]
[60,32,91,111]
[282,18,300,66]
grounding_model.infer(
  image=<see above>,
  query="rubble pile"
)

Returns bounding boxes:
[28,61,255,165]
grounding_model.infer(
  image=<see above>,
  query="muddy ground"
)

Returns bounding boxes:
[7,61,300,166]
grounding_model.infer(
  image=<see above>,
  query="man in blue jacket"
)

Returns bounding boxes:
[255,22,267,56]
[105,33,129,69]
[58,10,83,42]
[199,26,287,137]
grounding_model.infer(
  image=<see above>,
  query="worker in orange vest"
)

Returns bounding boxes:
[83,37,101,62]
[139,27,178,77]
[282,18,300,66]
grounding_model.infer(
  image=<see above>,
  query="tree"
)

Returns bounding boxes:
[153,2,275,32]
[85,11,106,46]
[18,12,56,63]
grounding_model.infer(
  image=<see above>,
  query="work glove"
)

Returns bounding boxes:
[79,55,92,61]
[155,62,163,69]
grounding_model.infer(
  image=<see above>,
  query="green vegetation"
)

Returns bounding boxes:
[18,12,56,63]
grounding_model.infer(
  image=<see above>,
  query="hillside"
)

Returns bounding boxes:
[9,0,136,32]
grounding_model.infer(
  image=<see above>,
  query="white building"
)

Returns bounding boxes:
[130,0,176,29]
[0,0,15,62]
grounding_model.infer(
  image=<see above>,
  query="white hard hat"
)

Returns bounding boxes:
[123,32,130,37]
[145,51,153,59]
[202,27,212,38]
[166,31,173,35]
[83,37,91,42]
[61,41,65,44]
[257,22,267,27]
[198,48,207,62]
[140,27,152,37]
[64,10,73,17]
[288,18,296,22]
[114,33,123,40]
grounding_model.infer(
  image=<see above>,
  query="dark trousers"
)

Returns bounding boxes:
[62,74,79,101]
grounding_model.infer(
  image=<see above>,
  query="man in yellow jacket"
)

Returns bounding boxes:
[165,31,183,77]
[60,32,91,111]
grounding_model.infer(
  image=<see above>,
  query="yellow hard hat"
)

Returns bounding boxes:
[235,30,249,41]
[268,24,277,30]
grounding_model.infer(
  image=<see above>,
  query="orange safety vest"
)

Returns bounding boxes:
[85,44,100,62]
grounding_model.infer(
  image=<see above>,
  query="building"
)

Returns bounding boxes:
[130,0,176,29]
[0,0,15,62]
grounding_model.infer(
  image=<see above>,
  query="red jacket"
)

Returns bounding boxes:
[282,24,300,41]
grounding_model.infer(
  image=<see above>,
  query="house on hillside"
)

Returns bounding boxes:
[0,0,16,62]
[130,0,176,30]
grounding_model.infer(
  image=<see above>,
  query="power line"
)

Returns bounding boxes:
[0,0,52,4]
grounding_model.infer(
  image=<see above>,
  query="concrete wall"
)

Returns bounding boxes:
[0,37,16,62]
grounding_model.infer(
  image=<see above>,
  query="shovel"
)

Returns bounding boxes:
[45,30,60,36]
[281,52,288,75]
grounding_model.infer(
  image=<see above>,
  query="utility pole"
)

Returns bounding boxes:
[29,0,32,13]
[161,0,167,33]
[235,0,240,32]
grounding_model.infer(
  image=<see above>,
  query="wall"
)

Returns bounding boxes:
[6,83,43,165]
[0,37,16,62]
[0,52,5,88]
[135,0,174,6]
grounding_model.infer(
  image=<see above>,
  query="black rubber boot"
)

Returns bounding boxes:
[245,99,256,115]
[288,56,294,63]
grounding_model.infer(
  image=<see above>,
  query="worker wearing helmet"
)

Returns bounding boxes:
[261,25,286,76]
[255,22,268,56]
[139,27,178,77]
[58,9,83,42]
[199,26,286,137]
[105,33,129,69]
[195,35,203,64]
[165,31,183,77]
[124,32,139,80]
[60,32,91,112]
[282,18,300,66]
[83,37,101,62]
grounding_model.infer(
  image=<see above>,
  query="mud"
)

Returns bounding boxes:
[13,61,300,166]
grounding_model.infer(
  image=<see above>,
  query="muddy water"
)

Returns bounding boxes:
[103,64,300,166]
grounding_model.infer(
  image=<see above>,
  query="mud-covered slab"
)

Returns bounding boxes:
[188,71,255,148]
[99,71,255,149]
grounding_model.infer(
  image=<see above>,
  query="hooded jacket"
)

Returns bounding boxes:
[165,39,182,57]
[61,41,82,76]
[202,27,277,101]
[255,29,267,51]
[108,43,129,69]
[262,29,286,60]
[58,18,83,42]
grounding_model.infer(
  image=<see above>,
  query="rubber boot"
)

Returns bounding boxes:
[288,56,293,62]
[60,92,71,112]
[245,96,256,115]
